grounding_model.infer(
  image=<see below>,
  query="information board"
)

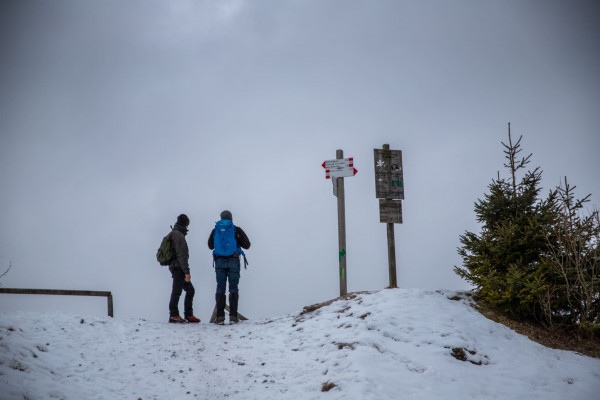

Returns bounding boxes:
[373,149,404,199]
[379,199,403,224]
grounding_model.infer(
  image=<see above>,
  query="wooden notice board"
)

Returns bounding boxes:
[379,199,403,224]
[373,149,404,200]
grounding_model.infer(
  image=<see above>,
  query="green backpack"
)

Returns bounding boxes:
[156,230,175,266]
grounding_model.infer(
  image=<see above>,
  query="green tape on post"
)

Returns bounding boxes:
[339,248,346,262]
[339,249,346,279]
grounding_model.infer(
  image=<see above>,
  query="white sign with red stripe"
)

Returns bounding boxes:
[322,158,358,179]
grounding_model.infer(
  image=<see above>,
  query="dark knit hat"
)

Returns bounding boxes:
[220,210,232,221]
[177,214,190,226]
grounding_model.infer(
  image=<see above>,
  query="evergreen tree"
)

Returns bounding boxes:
[456,124,599,334]
[455,124,557,319]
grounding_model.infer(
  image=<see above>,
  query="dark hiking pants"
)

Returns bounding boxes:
[215,256,240,294]
[169,268,195,318]
[215,256,241,318]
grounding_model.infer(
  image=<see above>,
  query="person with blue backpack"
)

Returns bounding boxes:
[208,210,251,324]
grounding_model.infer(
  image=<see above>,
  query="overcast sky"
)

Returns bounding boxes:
[1,0,599,322]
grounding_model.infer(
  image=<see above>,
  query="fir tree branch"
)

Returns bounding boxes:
[0,260,12,280]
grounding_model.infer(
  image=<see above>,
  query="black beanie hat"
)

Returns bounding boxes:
[177,214,190,226]
[220,210,232,221]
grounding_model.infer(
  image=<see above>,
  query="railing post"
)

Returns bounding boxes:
[107,293,114,317]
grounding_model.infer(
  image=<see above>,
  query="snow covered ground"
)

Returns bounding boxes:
[1,288,599,400]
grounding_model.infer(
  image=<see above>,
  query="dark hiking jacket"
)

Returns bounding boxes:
[169,223,190,275]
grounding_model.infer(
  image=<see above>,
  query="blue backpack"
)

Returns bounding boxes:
[213,219,245,257]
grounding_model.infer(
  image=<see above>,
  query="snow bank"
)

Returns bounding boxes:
[1,289,599,399]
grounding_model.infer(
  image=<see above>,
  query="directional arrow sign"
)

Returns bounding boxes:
[326,166,358,179]
[323,158,357,179]
[322,158,353,169]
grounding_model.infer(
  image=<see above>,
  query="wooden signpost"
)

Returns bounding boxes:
[373,144,404,288]
[323,150,357,296]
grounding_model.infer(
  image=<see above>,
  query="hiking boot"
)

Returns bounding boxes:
[215,293,226,319]
[215,316,225,325]
[229,315,239,324]
[169,315,186,323]
[229,293,239,319]
[185,315,200,323]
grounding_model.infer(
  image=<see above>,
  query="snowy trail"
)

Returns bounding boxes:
[2,289,599,399]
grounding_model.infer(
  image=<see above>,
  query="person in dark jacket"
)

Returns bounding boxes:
[208,210,251,324]
[168,214,200,323]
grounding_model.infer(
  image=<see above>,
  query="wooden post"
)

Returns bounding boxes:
[383,144,398,288]
[336,149,348,296]
[107,293,114,317]
[386,220,397,288]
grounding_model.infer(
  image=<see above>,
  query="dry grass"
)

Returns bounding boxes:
[299,292,372,316]
[474,300,600,359]
[321,381,337,392]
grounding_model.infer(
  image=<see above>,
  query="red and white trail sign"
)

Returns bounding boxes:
[322,158,358,179]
